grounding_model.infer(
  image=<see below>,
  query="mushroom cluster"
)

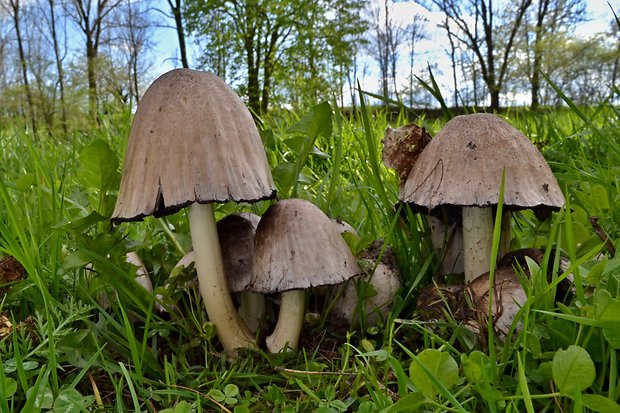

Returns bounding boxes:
[387,114,565,337]
[111,68,566,355]
[112,68,275,355]
[112,69,366,355]
[399,114,564,282]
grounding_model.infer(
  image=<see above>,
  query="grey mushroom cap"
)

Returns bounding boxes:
[217,212,260,293]
[400,113,565,215]
[250,199,361,293]
[112,68,275,223]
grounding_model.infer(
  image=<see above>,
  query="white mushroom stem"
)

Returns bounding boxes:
[237,291,265,334]
[188,203,255,354]
[462,207,494,283]
[265,290,305,353]
[126,251,166,313]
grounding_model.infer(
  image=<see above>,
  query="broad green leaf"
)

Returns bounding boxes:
[15,173,36,192]
[264,385,285,404]
[461,351,501,410]
[260,128,277,151]
[602,328,620,350]
[552,345,595,394]
[284,136,329,158]
[283,135,310,152]
[77,139,121,193]
[594,290,620,349]
[2,377,17,398]
[52,388,95,413]
[287,101,332,140]
[3,359,39,373]
[586,259,608,286]
[209,389,225,402]
[595,290,620,322]
[581,394,620,413]
[53,211,107,233]
[409,349,459,398]
[462,355,482,384]
[58,250,92,273]
[26,385,54,410]
[224,384,239,398]
[272,162,297,193]
[160,401,193,413]
[387,391,426,412]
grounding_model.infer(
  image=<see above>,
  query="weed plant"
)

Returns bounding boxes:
[0,83,619,412]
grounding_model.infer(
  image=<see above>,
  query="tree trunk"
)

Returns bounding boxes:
[168,0,188,68]
[261,29,279,114]
[48,0,68,135]
[11,0,37,136]
[245,30,261,115]
[490,89,500,111]
[86,34,98,121]
[530,0,549,110]
[444,19,459,108]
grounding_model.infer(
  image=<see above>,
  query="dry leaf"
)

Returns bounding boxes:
[0,314,12,339]
[0,255,27,284]
[381,123,432,185]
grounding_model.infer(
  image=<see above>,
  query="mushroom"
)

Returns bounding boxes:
[416,266,527,341]
[164,213,265,333]
[330,240,401,329]
[400,113,564,282]
[217,213,265,333]
[250,198,361,352]
[111,68,276,355]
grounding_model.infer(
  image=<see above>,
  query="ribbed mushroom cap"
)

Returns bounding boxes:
[401,113,565,215]
[250,199,361,293]
[112,68,275,223]
[217,213,260,293]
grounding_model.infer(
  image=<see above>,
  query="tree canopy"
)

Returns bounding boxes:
[0,0,618,135]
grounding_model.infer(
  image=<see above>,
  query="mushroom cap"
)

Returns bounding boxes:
[250,199,361,293]
[400,113,564,215]
[217,212,260,293]
[112,68,275,222]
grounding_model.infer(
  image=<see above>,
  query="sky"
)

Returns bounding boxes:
[147,0,620,105]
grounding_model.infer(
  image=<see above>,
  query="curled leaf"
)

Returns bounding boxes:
[382,123,432,184]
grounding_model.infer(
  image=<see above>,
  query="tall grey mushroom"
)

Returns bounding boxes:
[400,113,564,282]
[250,198,361,352]
[112,68,275,355]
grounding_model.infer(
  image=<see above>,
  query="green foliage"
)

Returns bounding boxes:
[552,345,595,394]
[184,0,368,112]
[3,77,620,412]
[409,349,459,399]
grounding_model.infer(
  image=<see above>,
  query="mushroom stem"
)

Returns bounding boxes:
[188,203,256,354]
[499,212,512,259]
[462,207,494,283]
[237,291,265,334]
[265,290,305,353]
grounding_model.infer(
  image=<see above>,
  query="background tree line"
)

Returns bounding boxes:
[0,0,618,138]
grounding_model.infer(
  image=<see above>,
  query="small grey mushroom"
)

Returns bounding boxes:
[330,241,402,329]
[217,213,264,333]
[250,199,361,352]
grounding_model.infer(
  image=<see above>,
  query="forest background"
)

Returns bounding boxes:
[1,0,620,136]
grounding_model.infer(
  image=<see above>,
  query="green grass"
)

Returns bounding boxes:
[0,86,619,412]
